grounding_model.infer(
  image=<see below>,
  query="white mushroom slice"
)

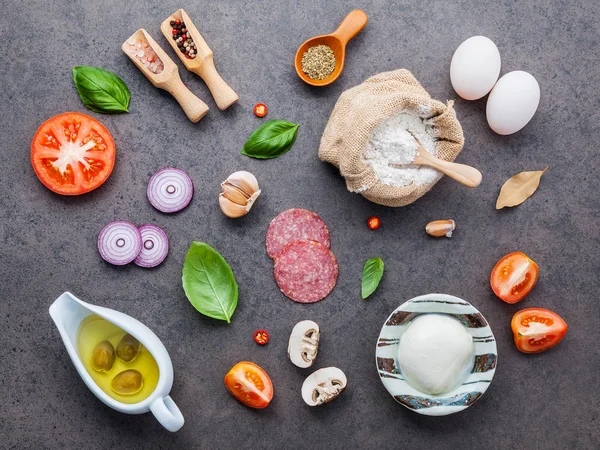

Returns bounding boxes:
[288,320,320,368]
[301,367,347,406]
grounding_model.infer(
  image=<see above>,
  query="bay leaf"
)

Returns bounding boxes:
[496,167,548,209]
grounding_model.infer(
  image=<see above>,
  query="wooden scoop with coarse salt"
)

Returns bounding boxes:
[391,135,483,188]
[122,29,209,123]
[160,9,238,110]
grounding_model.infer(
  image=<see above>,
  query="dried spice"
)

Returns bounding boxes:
[301,45,336,80]
[496,168,548,209]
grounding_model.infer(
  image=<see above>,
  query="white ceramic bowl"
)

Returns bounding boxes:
[376,293,497,416]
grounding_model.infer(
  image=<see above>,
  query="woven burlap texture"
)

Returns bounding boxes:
[319,69,465,207]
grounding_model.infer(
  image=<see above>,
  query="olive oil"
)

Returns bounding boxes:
[78,315,160,404]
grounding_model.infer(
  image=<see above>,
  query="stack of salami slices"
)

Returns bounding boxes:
[266,209,338,303]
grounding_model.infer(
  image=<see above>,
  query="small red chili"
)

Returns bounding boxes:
[254,330,269,345]
[253,103,267,118]
[367,216,381,230]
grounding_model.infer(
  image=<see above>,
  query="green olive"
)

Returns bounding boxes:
[91,340,115,372]
[116,334,141,363]
[111,370,144,395]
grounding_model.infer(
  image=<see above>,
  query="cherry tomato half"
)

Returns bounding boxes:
[224,362,273,408]
[367,216,381,230]
[490,252,539,303]
[31,112,116,195]
[511,308,568,353]
[253,103,267,118]
[254,330,269,345]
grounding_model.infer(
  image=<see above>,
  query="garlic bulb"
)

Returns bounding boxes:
[219,171,261,218]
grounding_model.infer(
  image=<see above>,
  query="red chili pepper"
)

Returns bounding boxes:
[253,103,267,118]
[367,216,381,230]
[254,330,269,345]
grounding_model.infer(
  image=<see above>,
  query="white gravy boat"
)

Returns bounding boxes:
[49,292,184,432]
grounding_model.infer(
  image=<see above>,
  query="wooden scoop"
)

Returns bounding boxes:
[392,139,483,188]
[161,9,238,110]
[122,29,209,123]
[294,10,368,87]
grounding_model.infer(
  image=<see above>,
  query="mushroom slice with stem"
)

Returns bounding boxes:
[301,367,347,406]
[288,320,320,368]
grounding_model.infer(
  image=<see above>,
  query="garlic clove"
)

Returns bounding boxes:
[226,171,259,196]
[219,194,249,218]
[221,182,250,205]
[425,219,456,238]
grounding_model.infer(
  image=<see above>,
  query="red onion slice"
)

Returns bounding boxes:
[147,168,194,213]
[98,221,142,266]
[134,224,169,268]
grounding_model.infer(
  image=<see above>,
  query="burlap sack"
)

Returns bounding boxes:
[319,69,464,207]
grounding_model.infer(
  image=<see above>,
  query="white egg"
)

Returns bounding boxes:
[486,71,540,135]
[450,36,501,100]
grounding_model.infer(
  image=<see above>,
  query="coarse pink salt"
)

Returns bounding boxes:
[125,38,164,75]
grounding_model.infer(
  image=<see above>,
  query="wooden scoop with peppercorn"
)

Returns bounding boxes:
[122,29,209,123]
[161,9,238,110]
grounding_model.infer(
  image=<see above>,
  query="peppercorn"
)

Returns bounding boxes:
[172,35,178,40]
[170,20,175,26]
[180,47,186,53]
[175,19,181,25]
[177,41,183,47]
[367,216,381,230]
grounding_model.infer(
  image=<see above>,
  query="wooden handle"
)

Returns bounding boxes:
[192,57,238,110]
[164,78,209,123]
[331,10,368,45]
[416,151,482,188]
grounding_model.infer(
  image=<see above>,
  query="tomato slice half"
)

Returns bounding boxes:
[31,112,116,195]
[490,252,539,303]
[224,361,273,409]
[511,308,568,353]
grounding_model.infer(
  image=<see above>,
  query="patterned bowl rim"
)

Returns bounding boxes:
[375,293,498,416]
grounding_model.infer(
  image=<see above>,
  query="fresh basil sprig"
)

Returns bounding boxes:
[182,242,238,323]
[72,66,131,113]
[361,257,384,299]
[241,120,299,159]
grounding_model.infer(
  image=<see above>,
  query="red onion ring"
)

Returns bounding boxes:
[134,224,169,268]
[98,221,142,266]
[147,168,194,213]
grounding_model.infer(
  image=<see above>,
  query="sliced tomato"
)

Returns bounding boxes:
[31,112,116,195]
[224,361,273,409]
[490,252,539,303]
[511,308,568,353]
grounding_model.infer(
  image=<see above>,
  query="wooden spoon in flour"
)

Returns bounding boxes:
[391,137,482,188]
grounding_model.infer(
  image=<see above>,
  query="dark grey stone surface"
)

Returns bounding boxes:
[1,0,598,448]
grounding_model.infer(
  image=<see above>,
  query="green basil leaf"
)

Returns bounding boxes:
[361,257,384,299]
[182,242,238,323]
[241,120,299,159]
[72,66,130,113]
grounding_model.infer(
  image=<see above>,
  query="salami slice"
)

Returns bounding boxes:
[274,240,338,303]
[266,209,330,259]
